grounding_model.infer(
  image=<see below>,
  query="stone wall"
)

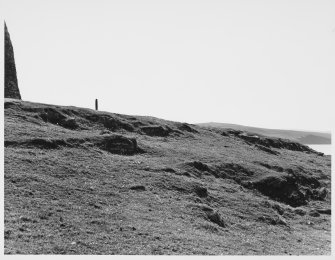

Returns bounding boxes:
[5,23,21,99]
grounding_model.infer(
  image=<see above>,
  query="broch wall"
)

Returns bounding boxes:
[5,23,21,99]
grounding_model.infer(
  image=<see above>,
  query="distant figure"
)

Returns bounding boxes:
[95,99,98,111]
[4,22,21,99]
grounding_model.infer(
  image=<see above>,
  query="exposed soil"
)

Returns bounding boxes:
[4,99,331,255]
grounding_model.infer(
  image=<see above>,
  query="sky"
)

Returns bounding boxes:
[2,0,335,131]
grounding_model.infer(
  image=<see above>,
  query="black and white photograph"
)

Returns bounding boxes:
[2,0,333,256]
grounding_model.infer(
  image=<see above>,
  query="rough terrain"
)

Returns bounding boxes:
[4,99,331,255]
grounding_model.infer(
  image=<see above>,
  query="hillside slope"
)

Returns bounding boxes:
[198,123,331,145]
[4,99,331,255]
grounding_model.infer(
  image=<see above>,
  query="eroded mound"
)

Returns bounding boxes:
[183,159,330,207]
[4,100,199,138]
[4,99,331,255]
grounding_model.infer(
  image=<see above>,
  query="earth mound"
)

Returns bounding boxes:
[4,99,331,255]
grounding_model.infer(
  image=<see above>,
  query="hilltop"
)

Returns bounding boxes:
[198,123,331,145]
[4,99,331,255]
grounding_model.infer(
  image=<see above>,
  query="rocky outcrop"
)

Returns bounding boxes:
[5,23,21,99]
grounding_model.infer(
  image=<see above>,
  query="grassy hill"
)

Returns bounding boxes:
[4,99,331,255]
[197,123,331,145]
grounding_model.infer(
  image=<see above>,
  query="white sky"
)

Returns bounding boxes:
[2,0,335,131]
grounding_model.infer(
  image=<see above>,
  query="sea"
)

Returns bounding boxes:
[307,145,332,156]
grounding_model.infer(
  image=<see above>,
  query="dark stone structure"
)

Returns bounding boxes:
[5,22,21,99]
